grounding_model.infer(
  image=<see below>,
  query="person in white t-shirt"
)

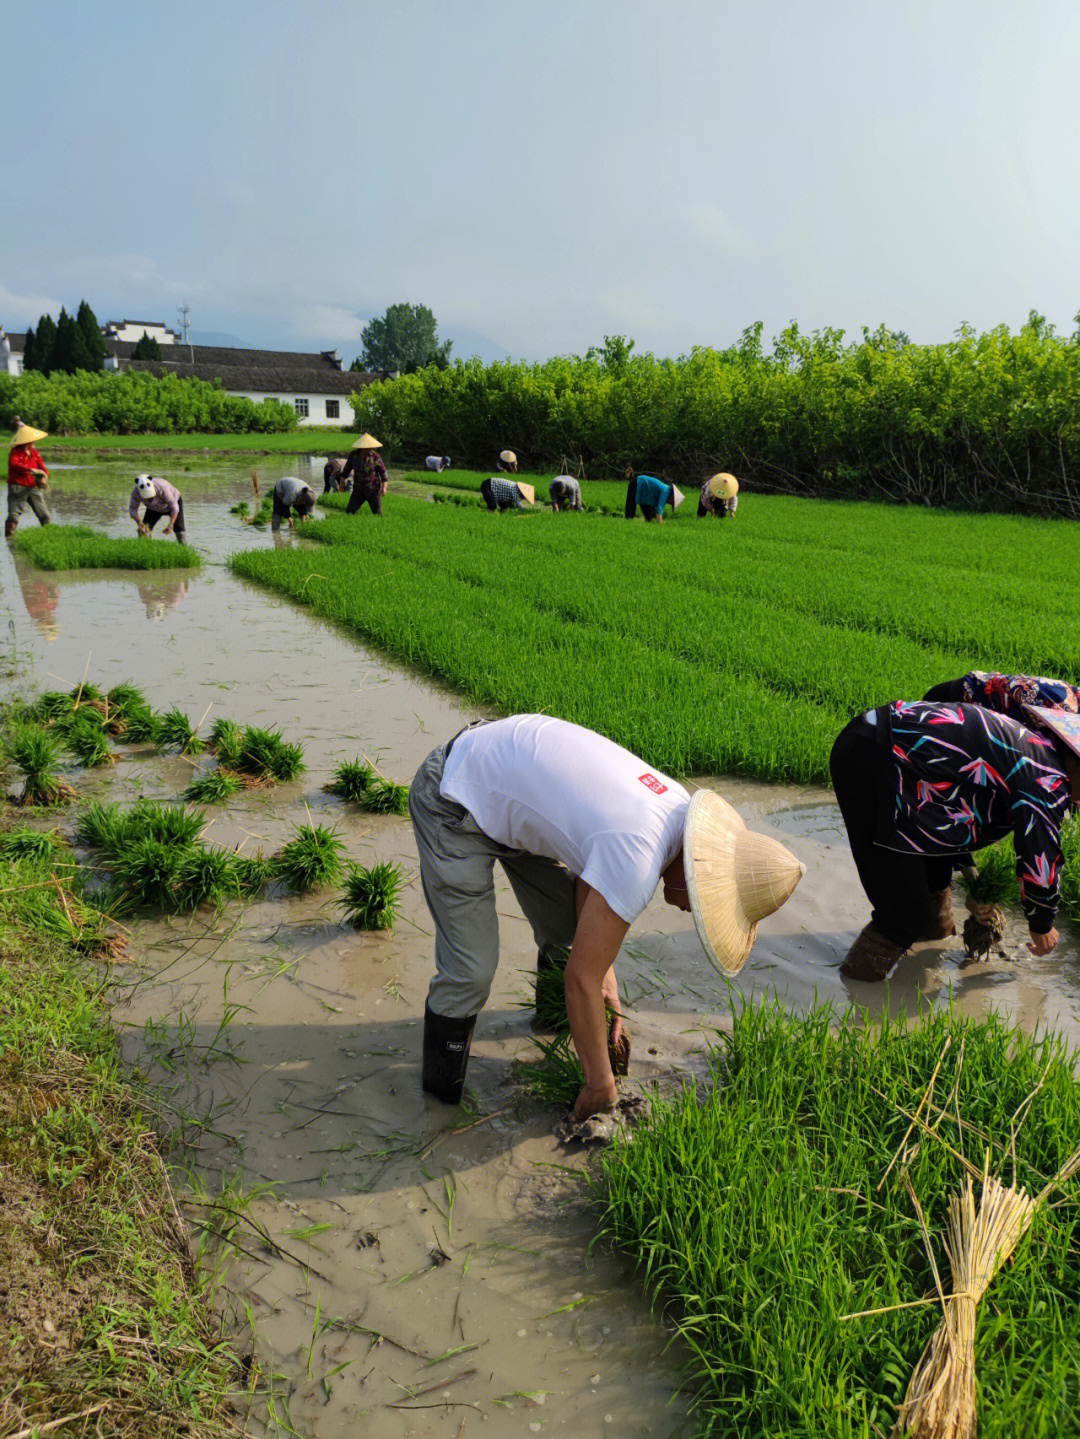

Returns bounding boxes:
[409,715,804,1121]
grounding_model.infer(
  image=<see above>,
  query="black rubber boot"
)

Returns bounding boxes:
[4,518,16,539]
[422,1004,477,1104]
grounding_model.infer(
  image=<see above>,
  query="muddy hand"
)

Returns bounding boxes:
[607,1014,631,1077]
[965,895,1000,925]
[572,1080,618,1123]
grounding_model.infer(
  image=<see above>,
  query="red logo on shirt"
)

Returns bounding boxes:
[639,773,668,795]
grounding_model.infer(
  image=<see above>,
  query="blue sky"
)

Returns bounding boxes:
[5,0,1080,362]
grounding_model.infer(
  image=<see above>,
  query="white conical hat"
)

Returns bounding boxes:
[682,790,805,974]
[499,449,517,465]
[671,485,685,508]
[516,482,535,505]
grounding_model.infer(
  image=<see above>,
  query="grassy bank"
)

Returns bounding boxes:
[48,430,355,455]
[0,832,244,1435]
[597,999,1080,1437]
[14,524,204,571]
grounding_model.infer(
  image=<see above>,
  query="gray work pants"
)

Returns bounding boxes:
[7,484,51,525]
[410,738,578,1018]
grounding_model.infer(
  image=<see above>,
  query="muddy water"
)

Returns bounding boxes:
[5,454,1080,1437]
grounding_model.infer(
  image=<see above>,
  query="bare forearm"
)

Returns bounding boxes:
[565,966,611,1092]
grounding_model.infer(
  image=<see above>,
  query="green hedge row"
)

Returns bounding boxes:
[0,370,296,435]
[349,314,1080,515]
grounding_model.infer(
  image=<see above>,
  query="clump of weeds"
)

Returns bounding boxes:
[339,860,405,930]
[273,822,345,893]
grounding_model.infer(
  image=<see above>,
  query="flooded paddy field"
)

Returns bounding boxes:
[5,453,1080,1436]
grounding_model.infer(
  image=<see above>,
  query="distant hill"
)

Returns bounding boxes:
[189,330,246,349]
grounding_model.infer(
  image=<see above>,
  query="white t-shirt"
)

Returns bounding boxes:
[440,715,689,923]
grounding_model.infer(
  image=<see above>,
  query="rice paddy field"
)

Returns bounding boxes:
[14,523,203,570]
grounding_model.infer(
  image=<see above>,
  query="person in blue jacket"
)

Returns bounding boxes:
[624,467,683,522]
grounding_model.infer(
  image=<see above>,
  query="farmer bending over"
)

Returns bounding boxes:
[342,434,388,515]
[831,697,1080,981]
[6,423,51,537]
[496,449,518,473]
[698,472,739,519]
[272,476,317,530]
[131,474,186,543]
[480,476,534,511]
[549,475,583,512]
[624,467,683,522]
[426,455,452,473]
[410,715,804,1120]
[323,456,347,493]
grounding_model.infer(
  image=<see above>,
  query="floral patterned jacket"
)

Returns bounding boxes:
[952,671,1080,720]
[877,700,1073,933]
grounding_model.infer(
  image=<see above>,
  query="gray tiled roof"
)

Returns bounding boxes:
[127,359,374,394]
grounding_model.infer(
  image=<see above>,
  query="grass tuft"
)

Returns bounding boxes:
[272,822,345,893]
[338,860,405,930]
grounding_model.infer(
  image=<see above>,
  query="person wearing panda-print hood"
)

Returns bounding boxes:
[129,473,187,543]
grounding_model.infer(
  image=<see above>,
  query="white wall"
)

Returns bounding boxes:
[233,391,357,427]
[108,323,178,344]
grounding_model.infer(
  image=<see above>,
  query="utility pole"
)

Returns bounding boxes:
[177,303,193,364]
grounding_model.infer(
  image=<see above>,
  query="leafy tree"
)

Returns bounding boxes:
[51,307,95,374]
[132,332,163,360]
[357,303,452,375]
[28,313,58,375]
[76,300,108,371]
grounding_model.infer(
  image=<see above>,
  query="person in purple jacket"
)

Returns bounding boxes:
[831,696,1080,981]
[130,474,186,544]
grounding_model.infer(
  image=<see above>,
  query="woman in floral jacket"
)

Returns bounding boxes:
[830,695,1080,980]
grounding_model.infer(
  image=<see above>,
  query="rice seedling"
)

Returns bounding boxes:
[106,681,148,717]
[272,822,345,893]
[64,715,114,768]
[75,799,130,856]
[171,845,240,912]
[156,706,206,755]
[34,689,76,723]
[209,716,244,767]
[360,776,410,816]
[515,1032,584,1108]
[325,758,374,801]
[122,703,160,743]
[338,860,405,930]
[596,998,1080,1438]
[183,769,243,804]
[958,838,1020,908]
[233,851,274,896]
[237,725,305,782]
[9,723,76,805]
[13,524,202,571]
[229,500,251,517]
[0,825,67,863]
[69,682,105,705]
[110,835,186,907]
[531,955,570,1033]
[127,798,206,848]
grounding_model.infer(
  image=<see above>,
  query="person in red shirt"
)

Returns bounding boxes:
[7,424,52,537]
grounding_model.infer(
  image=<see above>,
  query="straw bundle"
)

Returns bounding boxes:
[891,1171,1036,1439]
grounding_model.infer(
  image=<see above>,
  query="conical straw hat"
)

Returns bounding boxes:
[351,432,383,449]
[708,472,739,499]
[517,482,535,505]
[499,449,517,465]
[671,485,685,508]
[682,790,805,974]
[11,425,47,447]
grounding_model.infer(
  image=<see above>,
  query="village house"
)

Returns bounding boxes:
[0,322,380,428]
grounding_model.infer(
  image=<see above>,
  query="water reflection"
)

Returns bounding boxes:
[136,575,190,621]
[13,556,60,641]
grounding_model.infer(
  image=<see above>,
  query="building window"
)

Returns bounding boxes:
[325,400,340,419]
[295,398,309,418]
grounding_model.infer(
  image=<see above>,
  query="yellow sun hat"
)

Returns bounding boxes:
[707,472,739,499]
[682,790,805,974]
[351,433,383,449]
[499,449,517,465]
[516,482,535,505]
[11,425,47,447]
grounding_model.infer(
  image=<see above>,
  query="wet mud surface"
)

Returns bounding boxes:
[4,454,1080,1436]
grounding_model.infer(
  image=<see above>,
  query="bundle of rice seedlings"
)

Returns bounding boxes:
[171,845,240,912]
[515,1031,584,1109]
[338,860,405,930]
[891,1167,1038,1439]
[123,704,160,743]
[183,769,243,804]
[75,800,129,856]
[531,954,570,1034]
[0,826,67,863]
[156,707,206,755]
[959,840,1019,908]
[229,500,251,517]
[34,689,76,723]
[360,776,410,817]
[272,822,345,893]
[209,717,244,767]
[233,851,274,896]
[111,835,186,908]
[106,681,149,718]
[69,682,104,706]
[239,726,305,782]
[9,724,77,805]
[127,798,206,848]
[324,758,374,801]
[65,715,115,768]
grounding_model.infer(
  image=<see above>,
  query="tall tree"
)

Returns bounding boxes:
[132,332,163,360]
[22,323,36,373]
[51,307,94,374]
[76,300,108,370]
[30,313,58,375]
[358,303,452,375]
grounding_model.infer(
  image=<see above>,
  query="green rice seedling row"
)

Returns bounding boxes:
[13,524,203,571]
[598,999,1080,1438]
